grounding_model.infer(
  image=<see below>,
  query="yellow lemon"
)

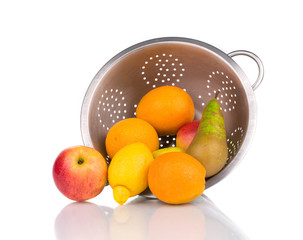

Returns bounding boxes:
[108,143,154,205]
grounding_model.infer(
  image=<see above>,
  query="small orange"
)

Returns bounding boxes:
[148,152,206,204]
[105,118,159,159]
[136,86,195,135]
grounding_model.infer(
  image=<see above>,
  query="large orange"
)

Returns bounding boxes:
[148,152,206,204]
[105,118,159,159]
[136,86,195,135]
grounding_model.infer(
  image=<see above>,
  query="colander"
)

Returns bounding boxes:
[80,37,264,197]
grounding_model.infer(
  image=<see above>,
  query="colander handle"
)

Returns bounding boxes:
[228,50,264,91]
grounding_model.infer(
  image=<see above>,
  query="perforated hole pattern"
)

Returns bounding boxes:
[141,53,185,88]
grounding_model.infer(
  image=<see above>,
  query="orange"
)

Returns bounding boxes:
[136,86,195,135]
[148,152,206,204]
[105,118,159,159]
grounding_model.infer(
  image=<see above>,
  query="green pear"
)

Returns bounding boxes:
[186,96,228,178]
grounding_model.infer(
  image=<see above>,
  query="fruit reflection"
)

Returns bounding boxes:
[54,202,110,240]
[109,197,206,240]
[55,196,249,240]
[148,203,205,240]
[109,204,148,240]
[110,196,248,240]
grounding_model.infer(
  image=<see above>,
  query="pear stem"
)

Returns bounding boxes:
[215,90,220,99]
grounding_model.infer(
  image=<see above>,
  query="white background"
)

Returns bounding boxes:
[1,1,302,239]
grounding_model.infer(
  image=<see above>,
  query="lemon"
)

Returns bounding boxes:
[108,142,154,205]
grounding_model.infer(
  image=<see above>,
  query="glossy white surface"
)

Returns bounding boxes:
[55,195,248,240]
[1,1,303,239]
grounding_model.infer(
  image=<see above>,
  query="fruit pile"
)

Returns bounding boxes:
[53,86,228,205]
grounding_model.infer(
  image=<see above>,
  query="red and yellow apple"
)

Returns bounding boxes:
[53,146,108,201]
[176,120,200,151]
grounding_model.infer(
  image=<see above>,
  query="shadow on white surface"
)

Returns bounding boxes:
[54,195,249,240]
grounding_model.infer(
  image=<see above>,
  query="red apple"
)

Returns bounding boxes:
[53,146,108,201]
[176,120,200,151]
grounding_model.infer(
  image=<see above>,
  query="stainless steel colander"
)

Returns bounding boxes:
[80,37,264,195]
